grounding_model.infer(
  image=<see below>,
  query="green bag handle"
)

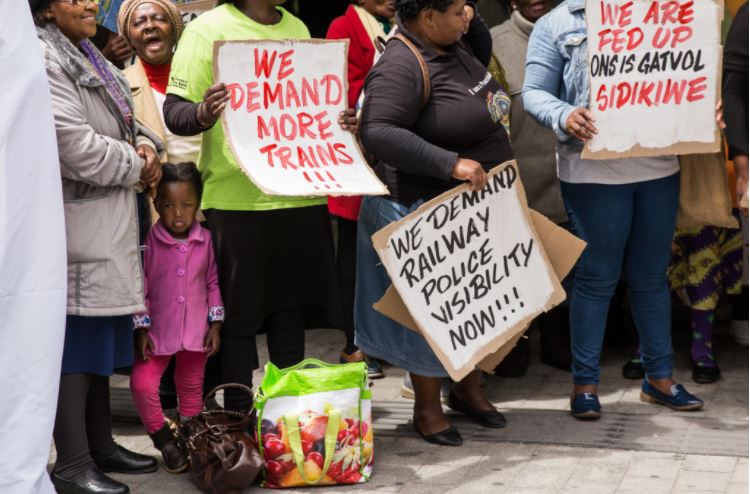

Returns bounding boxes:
[281,357,365,377]
[255,358,367,411]
[283,409,341,485]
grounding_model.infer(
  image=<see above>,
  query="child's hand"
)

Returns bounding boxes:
[135,329,155,361]
[204,323,221,357]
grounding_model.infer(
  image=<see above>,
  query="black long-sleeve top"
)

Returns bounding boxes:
[359,14,513,207]
[723,3,748,158]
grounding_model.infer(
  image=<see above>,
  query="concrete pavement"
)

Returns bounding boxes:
[49,321,749,493]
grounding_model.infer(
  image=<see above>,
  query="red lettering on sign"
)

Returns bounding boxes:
[258,115,279,141]
[301,78,320,106]
[226,83,243,110]
[321,74,344,105]
[256,111,339,142]
[314,111,333,140]
[259,143,277,167]
[594,77,706,110]
[246,82,260,112]
[276,146,294,169]
[643,0,694,25]
[285,80,301,108]
[686,76,707,102]
[598,27,644,52]
[264,82,284,110]
[279,113,297,140]
[651,26,692,48]
[254,48,277,78]
[315,143,339,166]
[600,1,633,27]
[333,143,354,164]
[662,78,687,104]
[278,49,295,80]
[298,146,319,168]
[297,112,316,139]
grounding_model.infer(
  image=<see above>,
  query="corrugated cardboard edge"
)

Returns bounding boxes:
[371,161,584,380]
[581,0,724,160]
[374,209,585,372]
[212,39,388,197]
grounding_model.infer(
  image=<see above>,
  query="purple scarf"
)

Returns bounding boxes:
[79,41,134,135]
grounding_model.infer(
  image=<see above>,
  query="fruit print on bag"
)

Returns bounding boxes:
[255,361,373,489]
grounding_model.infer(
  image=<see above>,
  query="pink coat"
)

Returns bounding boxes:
[134,220,224,356]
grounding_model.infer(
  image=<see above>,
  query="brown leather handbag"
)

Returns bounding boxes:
[183,384,263,494]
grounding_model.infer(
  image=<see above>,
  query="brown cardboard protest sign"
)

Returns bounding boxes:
[582,0,723,159]
[213,39,388,197]
[374,209,585,373]
[371,161,582,381]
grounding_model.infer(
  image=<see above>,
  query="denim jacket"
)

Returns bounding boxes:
[522,0,587,146]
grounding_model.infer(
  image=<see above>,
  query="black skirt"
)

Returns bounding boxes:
[204,206,344,339]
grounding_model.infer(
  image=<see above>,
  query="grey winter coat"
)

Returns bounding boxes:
[37,24,162,316]
[491,12,567,223]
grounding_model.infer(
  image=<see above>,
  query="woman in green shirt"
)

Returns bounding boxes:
[164,0,354,411]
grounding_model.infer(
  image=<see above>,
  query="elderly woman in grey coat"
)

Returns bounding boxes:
[30,0,162,493]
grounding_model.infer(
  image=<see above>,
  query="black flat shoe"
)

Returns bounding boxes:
[447,390,507,428]
[622,357,645,380]
[692,363,721,384]
[93,445,158,474]
[412,415,463,447]
[51,466,129,494]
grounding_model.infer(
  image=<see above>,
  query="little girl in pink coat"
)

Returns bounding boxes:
[130,163,223,473]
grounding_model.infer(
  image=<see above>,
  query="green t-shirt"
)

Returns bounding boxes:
[167,4,326,211]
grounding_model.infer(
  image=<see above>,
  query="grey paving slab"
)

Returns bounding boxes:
[51,325,748,493]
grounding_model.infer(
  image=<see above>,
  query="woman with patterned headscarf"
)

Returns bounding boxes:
[116,2,197,211]
[118,0,200,164]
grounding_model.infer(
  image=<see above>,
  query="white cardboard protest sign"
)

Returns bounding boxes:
[372,162,566,381]
[213,39,388,196]
[374,209,586,372]
[583,0,723,159]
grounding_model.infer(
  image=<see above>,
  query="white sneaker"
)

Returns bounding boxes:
[731,319,749,346]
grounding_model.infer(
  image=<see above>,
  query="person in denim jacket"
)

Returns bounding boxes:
[522,0,704,419]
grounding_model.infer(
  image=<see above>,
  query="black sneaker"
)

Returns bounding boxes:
[692,362,721,384]
[622,356,645,380]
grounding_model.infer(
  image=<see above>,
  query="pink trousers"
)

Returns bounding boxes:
[130,351,208,433]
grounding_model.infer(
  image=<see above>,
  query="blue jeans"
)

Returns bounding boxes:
[561,173,679,385]
[353,196,449,377]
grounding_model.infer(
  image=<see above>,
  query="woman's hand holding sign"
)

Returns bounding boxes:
[197,82,230,128]
[453,158,488,192]
[338,108,359,133]
[565,108,598,141]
